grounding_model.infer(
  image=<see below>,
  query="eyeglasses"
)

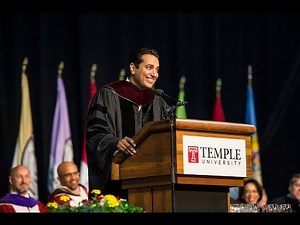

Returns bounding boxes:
[63,171,79,178]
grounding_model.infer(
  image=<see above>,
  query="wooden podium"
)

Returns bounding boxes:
[112,118,255,212]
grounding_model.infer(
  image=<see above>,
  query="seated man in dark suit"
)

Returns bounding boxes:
[270,173,300,213]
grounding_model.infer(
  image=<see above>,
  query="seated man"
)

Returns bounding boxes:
[0,165,48,212]
[270,173,300,213]
[48,161,88,207]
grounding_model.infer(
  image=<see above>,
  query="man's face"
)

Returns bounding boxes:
[129,54,159,90]
[290,179,300,201]
[10,167,30,195]
[58,163,80,191]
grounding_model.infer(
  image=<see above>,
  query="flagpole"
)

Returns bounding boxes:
[213,78,225,122]
[22,57,28,75]
[119,68,125,80]
[247,65,252,87]
[216,78,222,96]
[58,61,64,77]
[91,64,97,81]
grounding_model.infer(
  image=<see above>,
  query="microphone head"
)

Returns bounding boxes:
[154,89,164,96]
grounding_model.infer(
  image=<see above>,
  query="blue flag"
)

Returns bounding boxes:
[245,81,263,186]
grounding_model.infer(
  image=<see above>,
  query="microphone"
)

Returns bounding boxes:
[154,88,188,120]
[154,88,165,97]
[154,89,188,106]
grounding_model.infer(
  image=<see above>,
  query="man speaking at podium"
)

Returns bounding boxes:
[86,47,169,199]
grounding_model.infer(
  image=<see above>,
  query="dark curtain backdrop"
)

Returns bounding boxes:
[1,12,300,204]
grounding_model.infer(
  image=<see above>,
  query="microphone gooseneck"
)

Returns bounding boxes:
[155,88,185,103]
[154,88,184,212]
[154,88,188,113]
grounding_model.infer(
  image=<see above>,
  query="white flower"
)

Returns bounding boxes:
[99,199,106,206]
[69,200,77,207]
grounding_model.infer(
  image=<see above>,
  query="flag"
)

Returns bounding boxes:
[48,73,74,193]
[245,66,263,186]
[212,78,225,122]
[245,65,267,207]
[176,76,187,118]
[212,78,240,201]
[80,64,97,191]
[12,58,38,199]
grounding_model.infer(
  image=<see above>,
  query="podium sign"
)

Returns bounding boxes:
[182,136,247,177]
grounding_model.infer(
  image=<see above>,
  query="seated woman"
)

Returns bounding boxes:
[231,178,267,212]
[239,178,263,205]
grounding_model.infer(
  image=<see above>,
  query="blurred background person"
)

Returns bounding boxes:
[48,161,88,207]
[0,165,47,212]
[239,178,267,207]
[270,173,300,213]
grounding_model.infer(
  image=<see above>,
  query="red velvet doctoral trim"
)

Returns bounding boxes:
[106,80,154,106]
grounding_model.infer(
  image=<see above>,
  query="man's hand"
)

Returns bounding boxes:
[117,136,136,155]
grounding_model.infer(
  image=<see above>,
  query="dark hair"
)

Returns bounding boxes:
[129,47,159,69]
[239,178,263,203]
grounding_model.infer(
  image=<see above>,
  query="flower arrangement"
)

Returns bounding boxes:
[46,189,144,213]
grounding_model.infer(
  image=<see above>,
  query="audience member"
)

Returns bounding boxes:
[48,161,89,207]
[239,178,263,205]
[0,165,48,212]
[270,173,300,213]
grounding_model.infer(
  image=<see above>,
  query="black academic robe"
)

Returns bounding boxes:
[86,80,169,197]
[270,194,300,213]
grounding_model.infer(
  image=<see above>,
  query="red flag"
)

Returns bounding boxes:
[212,78,225,122]
[80,64,97,191]
[212,78,241,202]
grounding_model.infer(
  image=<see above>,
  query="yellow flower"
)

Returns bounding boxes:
[46,189,143,213]
[46,202,59,209]
[60,195,71,202]
[104,194,120,208]
[91,189,101,195]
